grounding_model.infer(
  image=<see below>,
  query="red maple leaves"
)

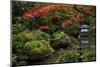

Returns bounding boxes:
[39,25,49,30]
[83,6,94,14]
[61,20,73,28]
[75,17,82,23]
[22,4,61,19]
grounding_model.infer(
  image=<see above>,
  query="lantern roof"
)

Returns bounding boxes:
[80,24,89,28]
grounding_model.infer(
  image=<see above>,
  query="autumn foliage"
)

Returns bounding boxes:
[12,1,96,66]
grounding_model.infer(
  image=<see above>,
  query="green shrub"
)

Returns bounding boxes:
[13,30,50,44]
[12,32,34,66]
[82,45,96,62]
[16,30,51,40]
[12,30,52,65]
[57,49,80,63]
[12,54,27,66]
[12,34,29,66]
[12,23,26,34]
[31,30,51,40]
[51,31,72,49]
[12,32,33,53]
[70,36,79,49]
[12,34,26,54]
[24,40,54,60]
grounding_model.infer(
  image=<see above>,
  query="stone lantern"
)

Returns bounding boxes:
[78,24,92,62]
[78,24,91,48]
